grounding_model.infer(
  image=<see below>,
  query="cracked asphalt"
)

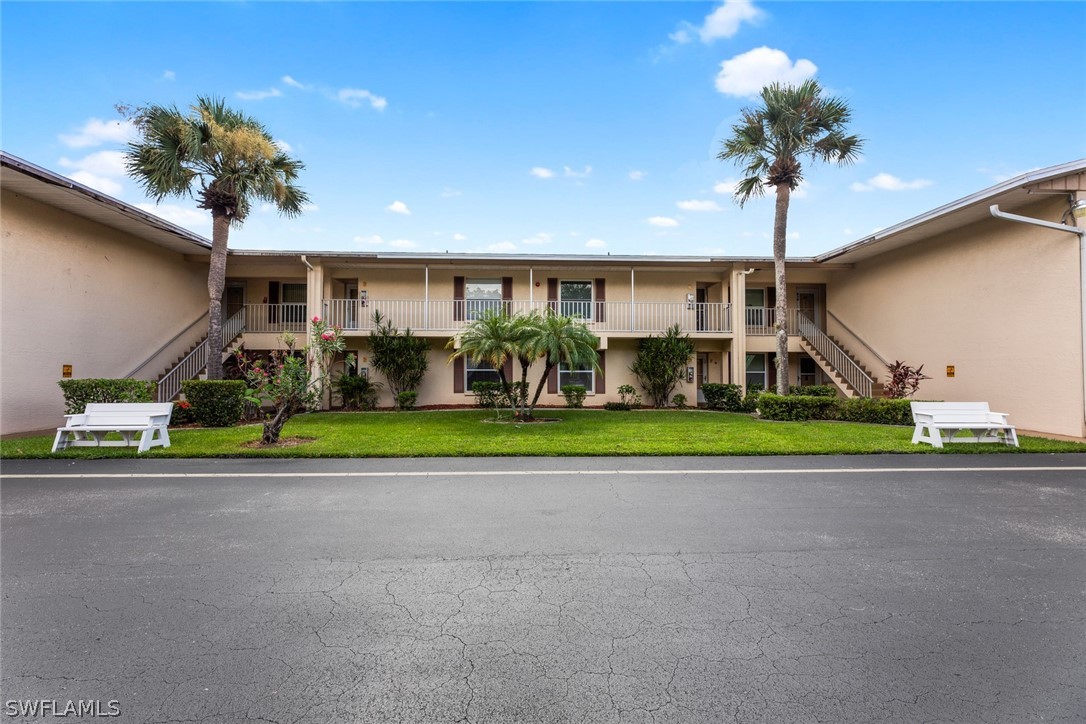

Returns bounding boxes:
[1,455,1084,723]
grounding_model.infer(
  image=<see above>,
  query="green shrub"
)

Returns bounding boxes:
[742,385,763,413]
[630,325,694,407]
[335,374,382,410]
[171,399,197,425]
[396,390,418,410]
[618,384,642,408]
[181,380,246,427]
[561,384,587,408]
[838,397,914,426]
[471,381,503,409]
[604,401,632,411]
[701,383,743,411]
[790,384,837,398]
[57,378,156,414]
[757,392,840,421]
[671,393,687,409]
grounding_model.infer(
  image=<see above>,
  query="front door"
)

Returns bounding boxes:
[796,289,818,325]
[696,353,709,404]
[344,282,358,328]
[695,287,708,331]
[224,283,245,318]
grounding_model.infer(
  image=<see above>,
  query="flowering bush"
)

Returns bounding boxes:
[235,319,353,444]
[171,399,197,425]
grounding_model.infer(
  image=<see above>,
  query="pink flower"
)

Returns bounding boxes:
[312,315,322,323]
[321,331,335,340]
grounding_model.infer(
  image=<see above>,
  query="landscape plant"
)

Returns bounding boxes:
[369,311,430,407]
[605,384,642,411]
[701,383,743,412]
[57,378,156,414]
[885,360,931,398]
[719,79,863,394]
[671,393,688,410]
[181,379,246,427]
[334,373,382,410]
[235,321,351,444]
[124,96,307,379]
[630,325,694,408]
[561,385,587,408]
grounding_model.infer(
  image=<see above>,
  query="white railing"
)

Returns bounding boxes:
[322,299,732,334]
[796,312,873,398]
[156,309,246,402]
[745,307,804,336]
[243,303,308,333]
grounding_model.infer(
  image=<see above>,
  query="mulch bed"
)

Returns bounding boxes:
[239,436,315,449]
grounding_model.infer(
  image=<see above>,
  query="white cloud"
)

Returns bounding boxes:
[160,70,175,82]
[530,167,555,179]
[564,165,592,179]
[713,179,741,196]
[274,139,293,153]
[68,172,123,196]
[58,118,137,148]
[282,75,308,90]
[440,187,463,198]
[674,0,764,44]
[388,239,418,249]
[386,200,411,215]
[302,203,319,212]
[648,216,680,228]
[59,150,127,178]
[236,87,283,101]
[354,234,385,246]
[628,170,647,181]
[135,203,209,229]
[789,231,800,240]
[850,173,933,192]
[452,233,467,241]
[585,238,607,249]
[487,241,517,252]
[843,228,853,236]
[521,232,552,246]
[714,47,817,97]
[677,199,723,212]
[337,88,387,110]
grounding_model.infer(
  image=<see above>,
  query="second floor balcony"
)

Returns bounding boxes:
[321,299,733,335]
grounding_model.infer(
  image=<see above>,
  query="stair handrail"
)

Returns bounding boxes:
[155,309,246,402]
[125,311,209,379]
[826,310,889,367]
[797,312,874,397]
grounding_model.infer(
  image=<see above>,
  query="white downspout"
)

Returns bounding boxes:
[990,202,1086,431]
[630,268,635,332]
[424,265,430,329]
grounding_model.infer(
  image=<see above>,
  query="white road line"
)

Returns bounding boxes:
[2,466,1085,480]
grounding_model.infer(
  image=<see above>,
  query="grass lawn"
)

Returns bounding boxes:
[3,409,1085,459]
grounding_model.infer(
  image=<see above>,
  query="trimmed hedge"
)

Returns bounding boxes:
[701,383,744,411]
[58,378,156,415]
[561,385,587,408]
[790,384,838,398]
[181,380,246,427]
[758,393,916,425]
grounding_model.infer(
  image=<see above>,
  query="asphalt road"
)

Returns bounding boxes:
[2,455,1084,723]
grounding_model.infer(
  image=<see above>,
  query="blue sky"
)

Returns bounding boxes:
[3,1,1084,257]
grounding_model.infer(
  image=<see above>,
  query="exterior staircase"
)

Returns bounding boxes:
[154,309,247,402]
[796,313,885,398]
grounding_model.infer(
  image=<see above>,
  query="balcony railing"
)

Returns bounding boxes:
[322,299,732,334]
[243,303,308,333]
[745,307,806,336]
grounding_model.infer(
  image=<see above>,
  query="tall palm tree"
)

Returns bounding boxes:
[125,96,308,379]
[524,311,599,419]
[447,310,520,413]
[718,79,862,395]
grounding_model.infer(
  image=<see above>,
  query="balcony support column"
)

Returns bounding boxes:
[424,265,430,329]
[730,267,747,390]
[630,268,635,332]
[303,257,330,409]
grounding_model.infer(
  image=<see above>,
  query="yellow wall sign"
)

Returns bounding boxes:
[946,365,955,378]
[62,364,73,378]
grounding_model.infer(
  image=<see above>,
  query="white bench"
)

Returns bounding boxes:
[910,402,1019,448]
[52,403,174,454]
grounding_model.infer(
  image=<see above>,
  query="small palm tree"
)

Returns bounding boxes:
[447,311,519,413]
[524,311,599,419]
[125,96,308,379]
[718,79,862,394]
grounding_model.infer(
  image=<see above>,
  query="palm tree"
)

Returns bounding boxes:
[124,96,308,379]
[524,311,599,419]
[447,311,520,414]
[718,80,862,395]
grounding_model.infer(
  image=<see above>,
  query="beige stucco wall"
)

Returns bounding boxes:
[828,196,1085,437]
[1,190,210,434]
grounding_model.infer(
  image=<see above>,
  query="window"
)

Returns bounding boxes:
[559,361,594,391]
[560,280,593,319]
[745,353,767,390]
[466,279,502,319]
[465,355,501,389]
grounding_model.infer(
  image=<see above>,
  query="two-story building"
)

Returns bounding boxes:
[3,151,1084,438]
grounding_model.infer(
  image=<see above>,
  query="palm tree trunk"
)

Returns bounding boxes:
[206,211,231,380]
[526,362,555,420]
[773,183,790,396]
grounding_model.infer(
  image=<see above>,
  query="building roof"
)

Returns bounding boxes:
[816,159,1086,264]
[0,151,212,256]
